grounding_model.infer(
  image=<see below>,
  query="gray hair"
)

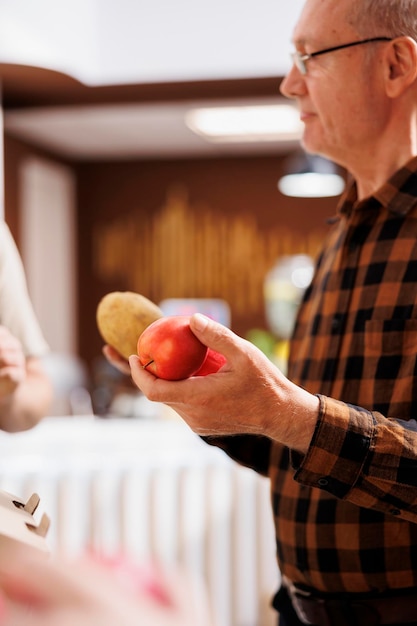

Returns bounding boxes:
[350,0,417,40]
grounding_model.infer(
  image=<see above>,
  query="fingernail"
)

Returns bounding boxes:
[192,313,209,332]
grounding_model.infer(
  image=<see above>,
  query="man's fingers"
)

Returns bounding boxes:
[189,314,236,358]
[102,345,132,376]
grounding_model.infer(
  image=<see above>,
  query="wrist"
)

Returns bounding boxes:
[269,385,320,453]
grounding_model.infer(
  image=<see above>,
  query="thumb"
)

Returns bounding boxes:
[189,313,237,357]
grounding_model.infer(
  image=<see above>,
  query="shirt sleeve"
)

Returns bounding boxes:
[203,434,272,477]
[293,394,417,523]
[0,222,49,357]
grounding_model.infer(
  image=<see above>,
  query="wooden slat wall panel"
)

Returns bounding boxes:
[93,185,325,321]
[4,134,338,366]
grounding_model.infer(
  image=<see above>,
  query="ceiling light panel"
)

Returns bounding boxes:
[185,104,303,143]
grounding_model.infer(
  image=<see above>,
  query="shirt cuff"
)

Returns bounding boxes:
[292,394,375,498]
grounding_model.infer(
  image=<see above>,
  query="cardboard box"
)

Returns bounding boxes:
[0,490,49,554]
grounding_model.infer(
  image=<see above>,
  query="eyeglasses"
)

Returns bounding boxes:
[291,37,393,75]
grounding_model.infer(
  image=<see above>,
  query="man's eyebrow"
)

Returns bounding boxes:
[292,37,311,49]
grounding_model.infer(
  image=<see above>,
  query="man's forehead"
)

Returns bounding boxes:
[291,0,355,46]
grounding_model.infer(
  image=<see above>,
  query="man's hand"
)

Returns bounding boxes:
[102,344,132,376]
[129,314,319,453]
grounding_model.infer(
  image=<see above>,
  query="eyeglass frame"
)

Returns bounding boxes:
[291,36,393,75]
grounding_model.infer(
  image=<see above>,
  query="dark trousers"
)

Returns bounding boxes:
[278,613,305,626]
[274,586,306,626]
[278,617,304,626]
[273,585,417,626]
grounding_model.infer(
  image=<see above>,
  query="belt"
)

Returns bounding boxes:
[284,578,417,626]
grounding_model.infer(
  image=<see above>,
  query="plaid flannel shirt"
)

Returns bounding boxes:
[206,155,417,594]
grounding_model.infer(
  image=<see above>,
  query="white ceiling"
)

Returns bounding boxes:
[0,0,303,85]
[4,97,302,160]
[1,1,304,160]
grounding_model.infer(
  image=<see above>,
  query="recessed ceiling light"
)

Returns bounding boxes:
[185,104,303,143]
[278,172,346,198]
[278,153,346,198]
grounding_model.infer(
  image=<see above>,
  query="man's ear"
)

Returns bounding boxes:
[385,36,417,97]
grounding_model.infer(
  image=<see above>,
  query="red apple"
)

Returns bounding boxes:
[137,315,208,380]
[194,348,226,376]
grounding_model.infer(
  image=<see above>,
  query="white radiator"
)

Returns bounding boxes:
[0,416,280,626]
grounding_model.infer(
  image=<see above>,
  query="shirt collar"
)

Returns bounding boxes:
[337,155,417,218]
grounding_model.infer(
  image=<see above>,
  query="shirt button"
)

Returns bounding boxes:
[318,478,329,487]
[331,315,342,332]
[389,508,401,516]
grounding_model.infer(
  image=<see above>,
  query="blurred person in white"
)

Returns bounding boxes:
[0,221,52,430]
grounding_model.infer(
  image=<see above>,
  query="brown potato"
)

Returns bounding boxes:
[96,291,163,360]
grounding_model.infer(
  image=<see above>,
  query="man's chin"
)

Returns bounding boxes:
[302,140,335,163]
[300,136,323,157]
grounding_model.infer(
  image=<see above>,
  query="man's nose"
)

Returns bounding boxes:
[279,64,306,99]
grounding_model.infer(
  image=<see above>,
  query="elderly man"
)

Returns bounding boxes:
[105,1,417,624]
